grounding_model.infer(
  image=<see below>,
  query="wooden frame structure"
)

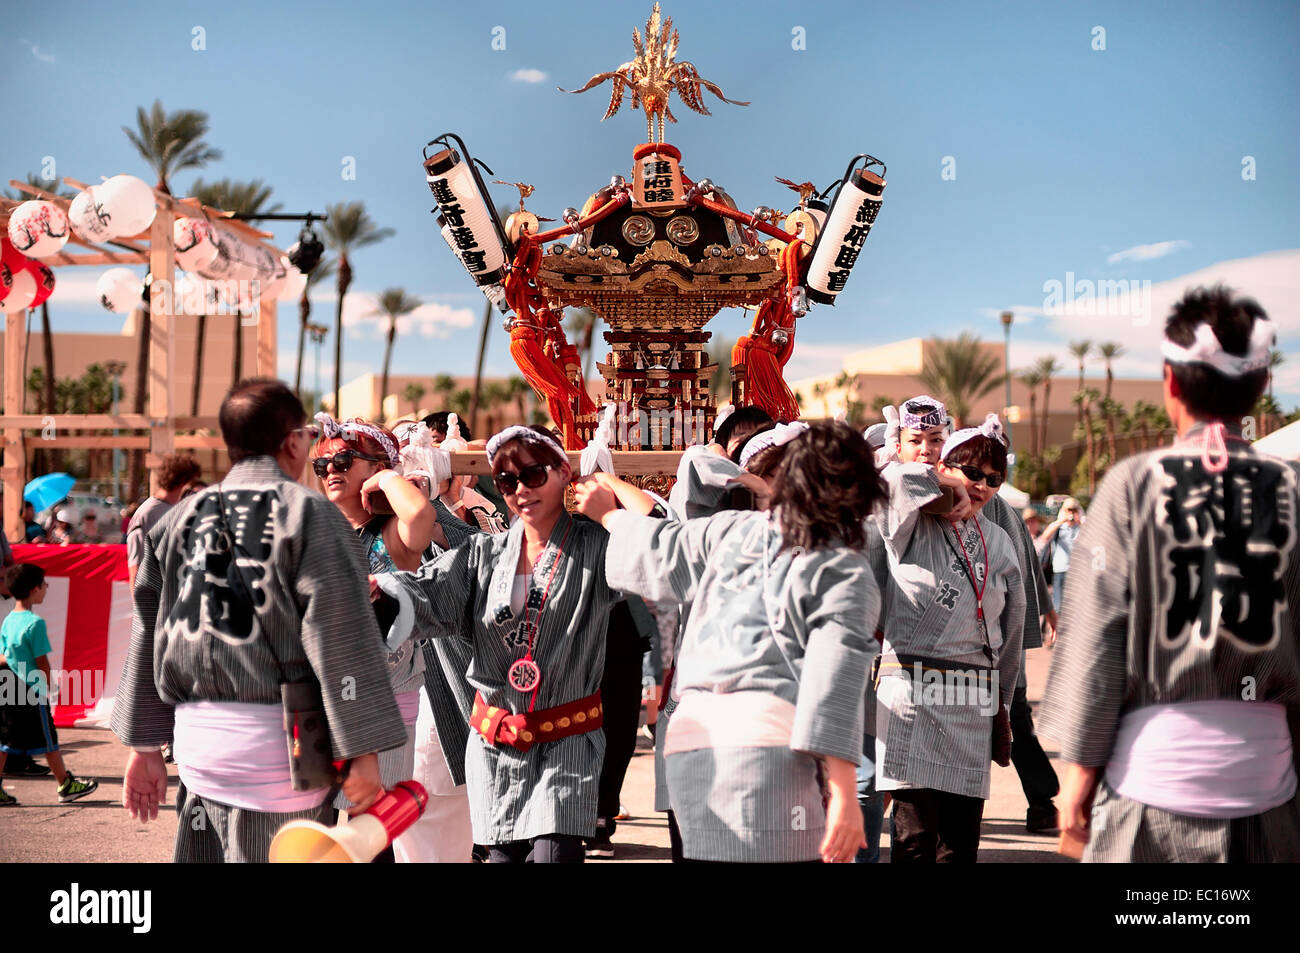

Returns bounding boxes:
[1,177,284,542]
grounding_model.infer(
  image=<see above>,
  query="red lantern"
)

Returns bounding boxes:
[0,259,12,304]
[27,260,55,308]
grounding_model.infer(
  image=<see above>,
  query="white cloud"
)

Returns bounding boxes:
[20,39,55,63]
[1106,240,1189,265]
[508,68,548,84]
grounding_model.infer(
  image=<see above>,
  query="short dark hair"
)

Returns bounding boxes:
[157,453,202,491]
[5,563,46,601]
[770,420,887,552]
[1165,285,1270,419]
[422,411,472,441]
[716,406,773,455]
[943,435,1008,476]
[219,379,306,464]
[731,421,778,465]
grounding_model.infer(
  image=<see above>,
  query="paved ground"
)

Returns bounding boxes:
[0,648,1069,863]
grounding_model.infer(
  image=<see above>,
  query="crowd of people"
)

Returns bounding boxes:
[2,285,1297,864]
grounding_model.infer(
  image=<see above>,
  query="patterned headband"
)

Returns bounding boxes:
[739,421,810,469]
[1161,319,1276,378]
[900,395,948,431]
[942,413,1008,461]
[314,412,400,469]
[486,425,568,467]
[398,422,452,488]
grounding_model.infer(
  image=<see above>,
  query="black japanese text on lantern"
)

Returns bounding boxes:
[431,178,487,275]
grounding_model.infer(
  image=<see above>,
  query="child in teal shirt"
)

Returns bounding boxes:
[0,563,98,805]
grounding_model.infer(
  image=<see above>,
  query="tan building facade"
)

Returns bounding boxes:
[788,337,1167,471]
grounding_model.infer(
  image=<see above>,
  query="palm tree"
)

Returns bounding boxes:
[1268,350,1284,402]
[1097,341,1124,401]
[403,382,427,418]
[813,381,830,417]
[322,202,394,414]
[1150,406,1173,446]
[123,101,222,196]
[123,100,220,502]
[1130,400,1154,452]
[1068,340,1093,427]
[294,256,335,400]
[188,179,283,410]
[432,373,456,410]
[1073,388,1102,494]
[708,335,733,399]
[565,307,601,381]
[917,333,1006,429]
[1018,368,1044,457]
[1099,395,1122,468]
[1033,355,1061,459]
[507,375,531,425]
[870,394,895,419]
[1042,445,1062,492]
[369,289,421,424]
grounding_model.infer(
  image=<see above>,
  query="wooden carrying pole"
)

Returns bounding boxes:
[3,310,25,543]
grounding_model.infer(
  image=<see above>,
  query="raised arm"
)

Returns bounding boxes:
[375,534,480,647]
[599,508,747,606]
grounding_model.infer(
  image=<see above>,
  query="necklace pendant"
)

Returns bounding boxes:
[508,657,542,693]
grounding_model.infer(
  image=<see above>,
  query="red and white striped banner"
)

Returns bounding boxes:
[6,544,131,727]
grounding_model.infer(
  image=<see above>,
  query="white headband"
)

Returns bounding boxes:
[314,412,400,468]
[942,413,1008,461]
[899,395,948,431]
[713,403,735,437]
[739,421,810,469]
[580,405,617,476]
[486,425,568,467]
[1161,319,1276,378]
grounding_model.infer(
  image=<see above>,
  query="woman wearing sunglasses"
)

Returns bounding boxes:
[374,425,656,863]
[870,412,1025,862]
[309,415,443,853]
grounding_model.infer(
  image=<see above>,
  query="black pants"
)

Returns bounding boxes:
[488,834,585,863]
[1010,669,1059,813]
[595,601,647,837]
[891,789,985,863]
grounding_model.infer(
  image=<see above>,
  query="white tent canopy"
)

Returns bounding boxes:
[1254,420,1300,460]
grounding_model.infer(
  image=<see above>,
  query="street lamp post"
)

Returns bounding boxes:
[104,360,127,502]
[1000,310,1014,481]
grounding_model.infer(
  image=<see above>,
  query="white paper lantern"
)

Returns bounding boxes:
[97,267,143,314]
[68,188,112,244]
[259,258,288,301]
[805,166,885,306]
[278,260,308,301]
[7,201,70,258]
[96,174,158,239]
[423,147,510,287]
[174,217,219,271]
[2,268,37,313]
[196,228,280,283]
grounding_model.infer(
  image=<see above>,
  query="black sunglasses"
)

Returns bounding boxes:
[312,450,383,478]
[956,463,1004,488]
[493,463,557,495]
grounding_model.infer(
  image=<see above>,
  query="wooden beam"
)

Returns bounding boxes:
[257,298,277,378]
[33,436,152,449]
[174,435,227,450]
[147,204,175,487]
[0,414,155,429]
[3,310,25,543]
[446,450,683,477]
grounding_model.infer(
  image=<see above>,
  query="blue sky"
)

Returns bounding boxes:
[6,0,1299,405]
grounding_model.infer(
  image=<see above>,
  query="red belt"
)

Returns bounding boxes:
[471,690,604,753]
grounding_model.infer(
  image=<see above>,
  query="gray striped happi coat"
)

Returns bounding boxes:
[869,463,1024,800]
[605,508,879,862]
[377,510,617,844]
[414,499,481,786]
[112,457,409,812]
[1038,429,1300,862]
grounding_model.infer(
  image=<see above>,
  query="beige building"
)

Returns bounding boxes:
[789,337,1167,476]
